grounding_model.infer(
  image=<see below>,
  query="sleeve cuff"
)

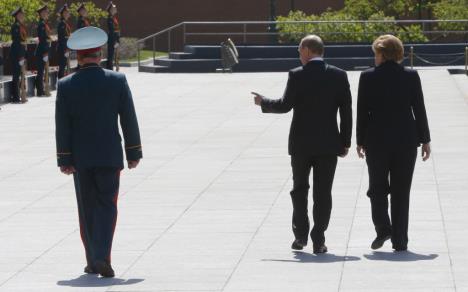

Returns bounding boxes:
[125,145,143,161]
[57,152,73,167]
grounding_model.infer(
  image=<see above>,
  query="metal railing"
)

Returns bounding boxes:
[136,20,468,69]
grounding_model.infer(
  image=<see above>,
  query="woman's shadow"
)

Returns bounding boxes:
[57,274,144,288]
[263,251,361,264]
[364,250,439,262]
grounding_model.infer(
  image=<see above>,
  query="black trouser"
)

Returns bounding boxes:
[106,43,115,70]
[290,154,338,246]
[366,147,417,248]
[35,55,46,95]
[57,48,67,79]
[10,57,21,102]
[73,167,121,265]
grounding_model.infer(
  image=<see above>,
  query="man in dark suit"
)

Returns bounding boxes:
[35,5,51,97]
[56,27,142,277]
[252,35,352,254]
[105,1,120,71]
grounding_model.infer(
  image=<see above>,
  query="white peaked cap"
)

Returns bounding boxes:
[67,26,108,51]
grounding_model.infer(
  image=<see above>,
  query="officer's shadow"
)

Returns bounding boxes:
[263,251,361,263]
[364,250,439,262]
[57,274,144,287]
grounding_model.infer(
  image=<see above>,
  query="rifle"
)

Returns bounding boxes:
[20,60,27,103]
[44,56,51,96]
[115,45,120,72]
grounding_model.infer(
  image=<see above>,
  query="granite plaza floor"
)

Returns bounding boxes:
[0,67,467,291]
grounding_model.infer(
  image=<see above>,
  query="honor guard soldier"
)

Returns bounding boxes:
[55,27,142,278]
[105,1,120,71]
[9,7,28,103]
[76,3,90,29]
[35,5,52,97]
[57,4,72,79]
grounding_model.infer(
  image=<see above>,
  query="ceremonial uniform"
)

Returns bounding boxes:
[9,8,27,103]
[76,15,90,30]
[35,10,51,96]
[55,27,142,277]
[106,14,120,70]
[57,5,72,78]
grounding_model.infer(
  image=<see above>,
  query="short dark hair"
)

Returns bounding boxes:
[300,35,324,56]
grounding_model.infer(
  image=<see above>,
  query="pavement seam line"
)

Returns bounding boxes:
[431,153,458,291]
[337,164,366,292]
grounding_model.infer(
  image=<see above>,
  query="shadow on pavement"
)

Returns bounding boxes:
[364,251,439,262]
[262,251,361,263]
[57,274,144,287]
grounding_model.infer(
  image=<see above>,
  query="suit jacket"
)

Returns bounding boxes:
[55,64,142,169]
[261,61,353,156]
[356,61,431,150]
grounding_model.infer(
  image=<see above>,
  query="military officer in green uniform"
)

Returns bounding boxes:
[76,3,90,29]
[57,4,72,78]
[35,5,51,97]
[9,7,28,103]
[55,27,142,278]
[105,1,120,70]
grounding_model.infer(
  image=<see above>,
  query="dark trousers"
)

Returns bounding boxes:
[106,44,115,70]
[58,49,67,79]
[35,57,45,95]
[290,154,338,246]
[73,167,121,265]
[10,58,21,102]
[366,147,417,248]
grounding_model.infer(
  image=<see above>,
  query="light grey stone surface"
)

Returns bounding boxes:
[0,67,466,291]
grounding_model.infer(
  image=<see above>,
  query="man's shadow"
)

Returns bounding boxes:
[364,251,438,262]
[263,251,361,264]
[57,274,144,288]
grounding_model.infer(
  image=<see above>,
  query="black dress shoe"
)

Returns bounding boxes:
[313,244,328,254]
[94,260,115,278]
[84,265,97,274]
[371,235,391,250]
[393,245,408,252]
[291,239,307,250]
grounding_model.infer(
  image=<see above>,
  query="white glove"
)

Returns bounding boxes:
[19,59,25,66]
[114,42,120,49]
[64,52,70,58]
[42,55,49,62]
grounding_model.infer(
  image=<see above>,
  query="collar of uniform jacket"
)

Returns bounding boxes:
[309,57,324,62]
[80,63,100,69]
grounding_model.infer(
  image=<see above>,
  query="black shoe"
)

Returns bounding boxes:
[84,265,97,274]
[393,245,408,252]
[94,260,115,278]
[371,235,391,250]
[291,239,307,250]
[313,244,328,254]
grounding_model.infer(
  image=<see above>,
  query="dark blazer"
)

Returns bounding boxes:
[55,64,142,169]
[356,61,431,150]
[261,60,353,156]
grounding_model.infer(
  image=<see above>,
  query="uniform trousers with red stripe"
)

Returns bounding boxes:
[73,167,120,265]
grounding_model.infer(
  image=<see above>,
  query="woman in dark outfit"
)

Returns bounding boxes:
[356,35,432,251]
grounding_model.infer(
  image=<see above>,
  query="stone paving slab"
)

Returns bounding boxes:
[0,67,467,291]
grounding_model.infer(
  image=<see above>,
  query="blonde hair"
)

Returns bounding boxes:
[372,34,404,63]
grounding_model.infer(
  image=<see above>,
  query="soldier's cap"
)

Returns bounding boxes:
[106,1,117,12]
[77,3,86,12]
[59,4,69,14]
[36,5,49,14]
[11,7,23,17]
[68,26,108,53]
